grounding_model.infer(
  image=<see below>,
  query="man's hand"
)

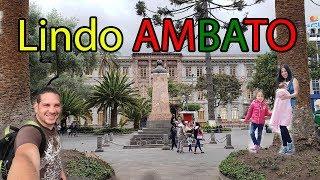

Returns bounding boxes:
[60,169,67,180]
[8,143,40,180]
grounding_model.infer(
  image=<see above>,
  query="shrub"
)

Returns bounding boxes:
[66,153,114,180]
[202,123,232,133]
[77,126,95,134]
[219,151,266,180]
[183,103,201,111]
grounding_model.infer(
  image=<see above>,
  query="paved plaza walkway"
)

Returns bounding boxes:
[61,128,274,180]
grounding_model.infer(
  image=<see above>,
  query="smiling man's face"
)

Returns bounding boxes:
[34,92,61,129]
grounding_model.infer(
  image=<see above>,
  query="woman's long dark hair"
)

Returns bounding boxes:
[276,64,293,83]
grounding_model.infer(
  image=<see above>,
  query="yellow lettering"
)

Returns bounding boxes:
[51,27,72,52]
[39,19,47,51]
[19,19,38,51]
[99,26,123,52]
[74,17,97,52]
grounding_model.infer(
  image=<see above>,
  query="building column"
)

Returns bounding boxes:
[91,107,99,125]
[227,103,232,121]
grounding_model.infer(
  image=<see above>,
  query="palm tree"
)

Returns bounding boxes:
[275,0,319,150]
[59,88,90,126]
[98,51,119,77]
[0,0,32,133]
[89,70,138,127]
[120,97,151,129]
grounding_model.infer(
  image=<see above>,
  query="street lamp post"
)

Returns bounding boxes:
[316,32,319,61]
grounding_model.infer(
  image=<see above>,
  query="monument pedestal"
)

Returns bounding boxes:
[124,120,171,149]
[147,120,171,129]
[124,60,172,149]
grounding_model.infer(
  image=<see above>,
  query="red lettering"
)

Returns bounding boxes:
[162,18,195,52]
[243,18,269,52]
[132,18,160,52]
[266,18,297,52]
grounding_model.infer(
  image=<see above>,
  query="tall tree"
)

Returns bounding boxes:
[247,52,278,103]
[275,0,319,150]
[28,6,99,91]
[135,0,264,121]
[197,74,241,112]
[0,0,32,133]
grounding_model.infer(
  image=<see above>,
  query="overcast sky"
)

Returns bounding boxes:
[29,0,320,55]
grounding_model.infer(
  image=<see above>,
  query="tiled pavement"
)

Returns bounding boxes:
[61,128,274,180]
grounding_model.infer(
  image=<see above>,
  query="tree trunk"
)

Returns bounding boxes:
[0,0,32,135]
[275,0,319,151]
[204,1,215,122]
[133,117,140,130]
[110,105,118,128]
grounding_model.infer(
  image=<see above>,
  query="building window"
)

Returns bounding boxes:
[122,67,129,75]
[230,65,236,76]
[220,107,227,120]
[168,66,176,77]
[246,65,253,78]
[232,108,238,120]
[198,91,204,100]
[139,66,147,79]
[186,66,192,77]
[98,111,105,126]
[310,28,316,37]
[196,67,203,77]
[312,80,320,94]
[198,109,204,121]
[219,66,225,74]
[247,90,254,100]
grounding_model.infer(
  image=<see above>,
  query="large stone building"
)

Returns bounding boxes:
[75,52,320,126]
[83,53,257,126]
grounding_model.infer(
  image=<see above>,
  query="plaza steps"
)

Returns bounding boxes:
[123,127,170,149]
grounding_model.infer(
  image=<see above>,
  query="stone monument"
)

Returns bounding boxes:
[124,60,172,149]
[147,60,172,128]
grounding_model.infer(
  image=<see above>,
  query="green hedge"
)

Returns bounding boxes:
[183,103,201,111]
[202,123,232,133]
[93,127,134,135]
[66,153,114,180]
[77,126,95,134]
[219,150,266,180]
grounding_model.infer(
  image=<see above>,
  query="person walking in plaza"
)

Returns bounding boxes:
[177,121,186,153]
[244,90,272,153]
[170,123,178,150]
[193,122,204,154]
[186,133,193,152]
[270,82,294,155]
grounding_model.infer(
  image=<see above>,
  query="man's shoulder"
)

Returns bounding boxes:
[14,125,43,152]
[18,125,42,136]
